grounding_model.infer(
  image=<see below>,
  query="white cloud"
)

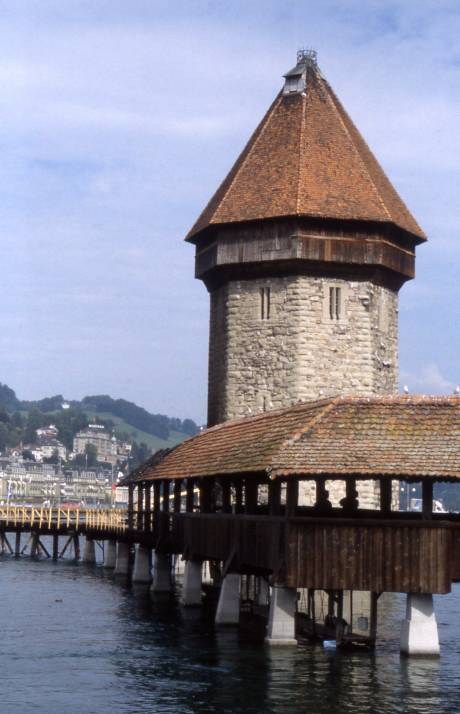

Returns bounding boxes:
[400,364,456,395]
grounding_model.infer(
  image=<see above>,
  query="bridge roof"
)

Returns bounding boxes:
[125,396,460,482]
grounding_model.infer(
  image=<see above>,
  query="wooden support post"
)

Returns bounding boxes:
[15,531,21,557]
[380,478,392,515]
[200,478,214,514]
[2,533,13,555]
[370,592,379,647]
[269,479,281,516]
[59,535,73,558]
[186,479,195,513]
[422,480,433,520]
[52,533,59,560]
[174,479,182,513]
[137,482,144,531]
[245,479,258,514]
[341,478,359,512]
[144,483,151,533]
[153,480,161,541]
[30,532,39,557]
[316,477,326,504]
[221,481,231,514]
[128,483,135,529]
[235,480,243,514]
[73,534,80,560]
[309,590,316,637]
[199,479,206,512]
[38,538,51,558]
[162,480,170,513]
[337,590,344,620]
[153,481,161,516]
[327,591,334,619]
[335,590,345,646]
[21,534,32,555]
[314,476,333,513]
[286,479,299,517]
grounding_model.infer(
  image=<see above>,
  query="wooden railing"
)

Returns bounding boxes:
[0,505,128,533]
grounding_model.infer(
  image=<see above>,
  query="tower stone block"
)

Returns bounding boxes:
[208,275,398,424]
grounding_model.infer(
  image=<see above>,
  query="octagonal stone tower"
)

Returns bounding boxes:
[186,51,426,427]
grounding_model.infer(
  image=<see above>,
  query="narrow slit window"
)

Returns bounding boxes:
[260,287,271,320]
[329,286,341,320]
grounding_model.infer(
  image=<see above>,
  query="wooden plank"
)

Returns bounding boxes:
[285,520,452,593]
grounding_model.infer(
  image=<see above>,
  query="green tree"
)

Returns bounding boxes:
[24,409,43,444]
[0,383,20,410]
[0,423,9,451]
[85,443,98,467]
[130,440,152,469]
[11,412,24,429]
[182,418,199,436]
[44,448,60,465]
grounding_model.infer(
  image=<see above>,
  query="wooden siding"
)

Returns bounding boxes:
[450,528,460,581]
[174,514,283,573]
[195,222,415,283]
[286,519,453,594]
[168,513,458,593]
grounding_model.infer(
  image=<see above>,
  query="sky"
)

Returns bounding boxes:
[0,0,459,423]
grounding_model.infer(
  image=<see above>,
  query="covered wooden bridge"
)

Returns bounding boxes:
[120,395,460,655]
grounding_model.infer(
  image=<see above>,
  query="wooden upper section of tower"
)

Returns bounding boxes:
[187,51,426,289]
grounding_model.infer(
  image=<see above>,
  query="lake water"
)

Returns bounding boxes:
[0,550,459,713]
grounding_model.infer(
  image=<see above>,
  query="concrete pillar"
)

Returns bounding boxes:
[103,540,117,568]
[400,593,440,656]
[114,541,130,576]
[175,554,186,576]
[181,560,203,606]
[132,545,151,583]
[265,586,298,645]
[215,574,241,625]
[150,552,172,593]
[256,577,270,606]
[83,538,96,564]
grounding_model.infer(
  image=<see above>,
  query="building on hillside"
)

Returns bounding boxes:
[73,424,117,465]
[61,467,112,505]
[116,441,132,461]
[36,425,59,439]
[29,436,67,462]
[0,458,112,506]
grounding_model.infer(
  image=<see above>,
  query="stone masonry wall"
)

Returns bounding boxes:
[207,274,398,426]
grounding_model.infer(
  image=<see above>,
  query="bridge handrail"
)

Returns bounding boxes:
[0,505,128,533]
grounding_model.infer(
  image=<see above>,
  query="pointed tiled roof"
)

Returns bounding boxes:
[187,60,425,242]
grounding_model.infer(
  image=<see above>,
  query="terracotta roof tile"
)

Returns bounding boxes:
[129,396,460,482]
[187,65,425,242]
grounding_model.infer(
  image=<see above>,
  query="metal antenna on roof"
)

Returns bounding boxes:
[297,48,318,67]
